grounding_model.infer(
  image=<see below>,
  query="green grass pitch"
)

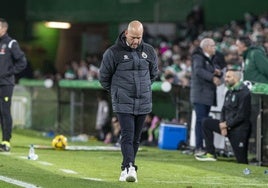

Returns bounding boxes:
[0,128,267,188]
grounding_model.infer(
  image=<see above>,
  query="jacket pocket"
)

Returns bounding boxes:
[111,88,119,103]
[117,88,133,104]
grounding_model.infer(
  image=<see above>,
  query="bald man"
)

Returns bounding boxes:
[195,68,251,164]
[99,20,158,182]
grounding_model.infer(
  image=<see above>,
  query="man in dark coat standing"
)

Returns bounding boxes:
[190,38,222,154]
[99,20,158,183]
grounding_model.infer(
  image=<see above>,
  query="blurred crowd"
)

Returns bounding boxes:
[63,53,101,81]
[101,112,163,147]
[60,11,268,89]
[19,9,268,146]
[91,10,268,146]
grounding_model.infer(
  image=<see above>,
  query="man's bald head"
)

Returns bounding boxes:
[127,20,143,33]
[225,70,242,88]
[125,20,144,49]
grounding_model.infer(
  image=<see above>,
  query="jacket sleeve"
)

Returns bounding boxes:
[149,49,159,83]
[99,49,116,92]
[253,50,268,79]
[226,90,251,129]
[220,104,226,122]
[9,41,27,75]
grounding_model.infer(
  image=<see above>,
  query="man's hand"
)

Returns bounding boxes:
[219,121,227,129]
[219,121,228,136]
[221,128,227,136]
[214,69,222,76]
[213,76,221,86]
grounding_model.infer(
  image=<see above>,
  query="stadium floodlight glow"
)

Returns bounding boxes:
[45,22,71,29]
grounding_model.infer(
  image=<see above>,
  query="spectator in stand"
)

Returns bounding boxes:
[140,114,161,146]
[85,54,100,81]
[95,92,110,141]
[64,61,78,80]
[143,26,154,45]
[169,55,189,86]
[140,113,153,144]
[147,114,161,146]
[104,116,121,145]
[77,59,88,80]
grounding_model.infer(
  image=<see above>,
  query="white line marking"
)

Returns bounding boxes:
[0,175,40,188]
[0,152,11,156]
[83,177,103,181]
[60,169,78,174]
[19,156,28,160]
[37,161,53,166]
[155,180,267,187]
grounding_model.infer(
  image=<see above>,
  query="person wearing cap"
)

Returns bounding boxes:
[195,66,251,164]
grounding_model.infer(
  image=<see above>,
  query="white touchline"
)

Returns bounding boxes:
[37,161,53,166]
[0,175,41,188]
[59,169,78,174]
[83,177,103,181]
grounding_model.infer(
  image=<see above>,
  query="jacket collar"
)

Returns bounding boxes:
[0,33,8,41]
[227,81,243,91]
[117,31,143,52]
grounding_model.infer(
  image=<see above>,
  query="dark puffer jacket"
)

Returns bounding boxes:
[0,33,27,85]
[99,31,158,115]
[190,47,218,106]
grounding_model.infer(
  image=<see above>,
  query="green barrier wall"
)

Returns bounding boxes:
[18,79,268,136]
[19,79,178,135]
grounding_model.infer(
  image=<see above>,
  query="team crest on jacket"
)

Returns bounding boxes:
[0,44,6,55]
[232,95,236,102]
[142,52,147,58]
[123,55,129,60]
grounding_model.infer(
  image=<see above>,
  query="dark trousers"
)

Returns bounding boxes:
[117,113,146,170]
[0,86,14,142]
[194,103,211,149]
[248,94,260,155]
[203,118,249,164]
